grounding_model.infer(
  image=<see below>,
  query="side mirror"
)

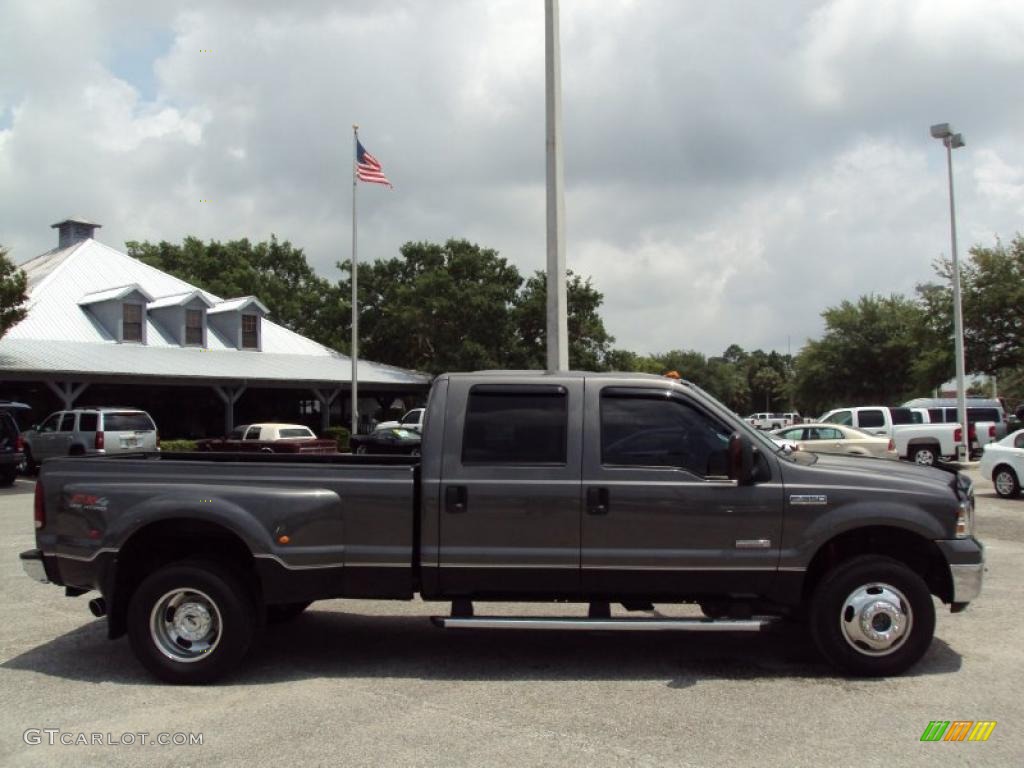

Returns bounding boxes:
[728,432,754,485]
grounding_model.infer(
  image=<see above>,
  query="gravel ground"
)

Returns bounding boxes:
[0,469,1021,767]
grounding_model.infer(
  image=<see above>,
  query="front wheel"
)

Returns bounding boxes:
[809,555,935,677]
[127,561,256,684]
[993,466,1021,499]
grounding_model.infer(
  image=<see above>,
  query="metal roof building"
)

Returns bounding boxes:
[0,218,430,436]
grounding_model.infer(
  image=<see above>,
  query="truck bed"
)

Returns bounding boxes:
[34,451,421,609]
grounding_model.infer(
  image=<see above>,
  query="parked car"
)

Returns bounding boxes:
[902,398,1008,441]
[818,406,918,438]
[23,370,983,683]
[0,401,30,486]
[196,423,337,454]
[349,426,422,456]
[979,429,1024,499]
[23,407,158,472]
[890,423,963,466]
[376,408,425,432]
[770,423,896,460]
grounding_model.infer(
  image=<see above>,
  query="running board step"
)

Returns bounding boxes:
[431,616,775,632]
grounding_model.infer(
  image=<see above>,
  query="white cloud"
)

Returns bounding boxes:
[1,0,1023,358]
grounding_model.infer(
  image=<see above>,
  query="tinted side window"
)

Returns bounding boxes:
[858,410,885,428]
[58,413,75,432]
[928,408,945,423]
[462,389,567,465]
[244,427,262,441]
[38,414,61,433]
[0,415,17,442]
[78,413,98,431]
[601,395,731,477]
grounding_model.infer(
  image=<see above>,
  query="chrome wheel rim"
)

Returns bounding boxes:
[150,588,222,663]
[839,582,913,657]
[995,470,1015,496]
[914,449,935,465]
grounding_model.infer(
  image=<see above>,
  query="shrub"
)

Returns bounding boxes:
[161,439,198,452]
[323,426,351,452]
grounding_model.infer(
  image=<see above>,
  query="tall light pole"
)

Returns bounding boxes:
[930,122,968,461]
[545,0,569,372]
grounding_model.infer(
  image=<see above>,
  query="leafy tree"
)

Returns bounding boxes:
[344,239,523,375]
[918,235,1024,375]
[126,236,345,349]
[751,366,786,411]
[792,295,929,415]
[510,270,614,371]
[0,245,28,339]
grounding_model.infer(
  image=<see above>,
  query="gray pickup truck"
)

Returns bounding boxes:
[21,371,984,683]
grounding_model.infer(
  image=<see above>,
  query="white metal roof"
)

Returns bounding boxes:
[147,290,215,310]
[78,283,154,305]
[5,238,429,387]
[208,296,269,315]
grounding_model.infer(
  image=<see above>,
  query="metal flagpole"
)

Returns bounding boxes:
[351,124,359,435]
[545,0,568,372]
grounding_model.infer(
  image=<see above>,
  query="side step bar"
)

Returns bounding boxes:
[431,616,775,632]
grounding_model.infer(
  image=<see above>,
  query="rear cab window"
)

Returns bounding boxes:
[462,387,567,465]
[857,410,885,428]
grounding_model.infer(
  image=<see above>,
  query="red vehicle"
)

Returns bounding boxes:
[196,423,337,454]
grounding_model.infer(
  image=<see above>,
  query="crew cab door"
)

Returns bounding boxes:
[581,384,784,597]
[438,379,583,595]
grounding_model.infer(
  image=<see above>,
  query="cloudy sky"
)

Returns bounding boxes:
[1,0,1022,358]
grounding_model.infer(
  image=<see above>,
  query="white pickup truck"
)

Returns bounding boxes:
[819,405,961,465]
[890,423,962,466]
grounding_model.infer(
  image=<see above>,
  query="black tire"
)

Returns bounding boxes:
[23,446,37,476]
[993,465,1021,499]
[127,560,256,684]
[809,555,935,677]
[266,601,312,624]
[911,445,938,466]
[0,467,16,487]
[69,445,85,456]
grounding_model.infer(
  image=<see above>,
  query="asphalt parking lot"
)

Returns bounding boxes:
[1,470,1021,767]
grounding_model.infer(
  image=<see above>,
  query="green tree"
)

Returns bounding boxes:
[918,235,1024,375]
[0,245,28,339]
[792,294,929,415]
[751,366,786,411]
[345,239,523,375]
[126,236,345,349]
[511,270,614,371]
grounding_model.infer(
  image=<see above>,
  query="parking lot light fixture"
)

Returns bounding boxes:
[930,122,968,461]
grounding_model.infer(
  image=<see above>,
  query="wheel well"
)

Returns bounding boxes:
[993,463,1018,479]
[108,518,259,638]
[802,526,952,604]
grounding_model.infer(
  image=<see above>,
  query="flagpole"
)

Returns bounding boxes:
[351,124,359,436]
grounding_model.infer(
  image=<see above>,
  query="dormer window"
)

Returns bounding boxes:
[123,303,143,342]
[207,296,268,351]
[79,284,153,344]
[242,314,259,349]
[185,309,204,345]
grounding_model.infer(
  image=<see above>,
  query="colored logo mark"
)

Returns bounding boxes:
[920,721,996,742]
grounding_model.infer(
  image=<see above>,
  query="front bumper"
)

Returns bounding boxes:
[935,537,985,605]
[20,549,48,583]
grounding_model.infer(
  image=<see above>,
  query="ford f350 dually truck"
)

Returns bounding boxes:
[21,371,984,683]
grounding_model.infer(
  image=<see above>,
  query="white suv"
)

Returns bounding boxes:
[24,407,159,472]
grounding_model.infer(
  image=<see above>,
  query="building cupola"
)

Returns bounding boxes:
[51,217,101,248]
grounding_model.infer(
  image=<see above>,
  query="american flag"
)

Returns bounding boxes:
[356,139,392,187]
